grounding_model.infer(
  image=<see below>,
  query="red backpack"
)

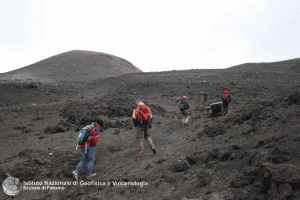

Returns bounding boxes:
[137,105,151,124]
[222,94,229,101]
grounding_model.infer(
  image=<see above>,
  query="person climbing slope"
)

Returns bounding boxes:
[73,122,101,180]
[221,90,232,116]
[201,92,208,106]
[180,96,190,127]
[132,100,156,159]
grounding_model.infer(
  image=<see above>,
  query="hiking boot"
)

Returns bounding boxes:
[152,148,157,154]
[150,144,156,155]
[72,171,78,181]
[86,173,97,179]
[139,152,145,159]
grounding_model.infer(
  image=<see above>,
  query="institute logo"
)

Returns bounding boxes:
[2,173,22,196]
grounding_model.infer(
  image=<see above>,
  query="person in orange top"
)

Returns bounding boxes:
[132,100,156,158]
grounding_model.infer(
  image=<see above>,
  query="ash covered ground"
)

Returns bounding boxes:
[0,51,300,200]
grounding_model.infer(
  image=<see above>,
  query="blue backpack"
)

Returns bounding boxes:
[76,123,100,152]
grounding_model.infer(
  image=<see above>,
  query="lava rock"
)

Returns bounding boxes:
[293,135,300,141]
[107,146,120,153]
[172,159,190,172]
[197,171,210,187]
[231,145,241,150]
[270,146,291,163]
[34,158,46,165]
[254,138,272,149]
[205,148,220,163]
[219,151,234,161]
[254,162,300,200]
[19,149,33,156]
[157,158,166,163]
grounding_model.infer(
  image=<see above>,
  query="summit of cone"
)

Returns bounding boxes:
[0,50,142,83]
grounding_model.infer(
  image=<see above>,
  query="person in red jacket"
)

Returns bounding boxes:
[72,122,101,180]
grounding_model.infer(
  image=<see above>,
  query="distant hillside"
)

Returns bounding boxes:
[227,57,300,73]
[0,50,142,83]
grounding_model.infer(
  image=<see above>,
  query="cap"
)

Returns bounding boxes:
[183,96,186,100]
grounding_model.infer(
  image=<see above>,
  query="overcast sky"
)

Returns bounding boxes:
[1,0,300,73]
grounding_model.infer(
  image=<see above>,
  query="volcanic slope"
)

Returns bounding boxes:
[0,50,142,83]
[0,58,300,200]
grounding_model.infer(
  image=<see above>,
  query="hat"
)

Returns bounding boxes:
[224,90,229,94]
[183,96,186,100]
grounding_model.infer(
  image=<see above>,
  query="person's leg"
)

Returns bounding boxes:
[144,128,156,154]
[184,111,189,125]
[223,101,228,114]
[136,127,144,153]
[181,111,186,126]
[144,128,154,147]
[86,147,95,176]
[184,116,190,124]
[75,148,89,173]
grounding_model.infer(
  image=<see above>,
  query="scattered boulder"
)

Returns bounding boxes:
[147,104,166,115]
[254,138,272,149]
[107,146,121,153]
[162,172,176,183]
[44,120,71,134]
[19,149,33,156]
[231,145,241,150]
[32,115,44,121]
[24,82,38,89]
[254,162,300,200]
[219,151,234,161]
[287,92,300,105]
[270,146,291,163]
[264,143,275,149]
[13,125,31,133]
[293,135,300,141]
[197,171,210,187]
[171,157,191,172]
[205,148,220,163]
[34,158,46,165]
[185,156,197,165]
[203,126,227,138]
[38,136,45,140]
[229,166,262,188]
[157,158,166,163]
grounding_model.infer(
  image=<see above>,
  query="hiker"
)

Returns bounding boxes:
[201,92,208,106]
[180,96,190,127]
[221,90,231,115]
[72,122,101,180]
[132,100,156,159]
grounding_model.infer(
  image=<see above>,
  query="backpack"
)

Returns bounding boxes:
[137,105,151,124]
[180,101,187,111]
[76,124,98,153]
[222,94,229,101]
[211,102,223,115]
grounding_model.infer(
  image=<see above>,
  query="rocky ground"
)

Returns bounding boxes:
[0,53,300,200]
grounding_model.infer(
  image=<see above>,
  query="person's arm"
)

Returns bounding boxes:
[91,134,100,147]
[132,109,138,127]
